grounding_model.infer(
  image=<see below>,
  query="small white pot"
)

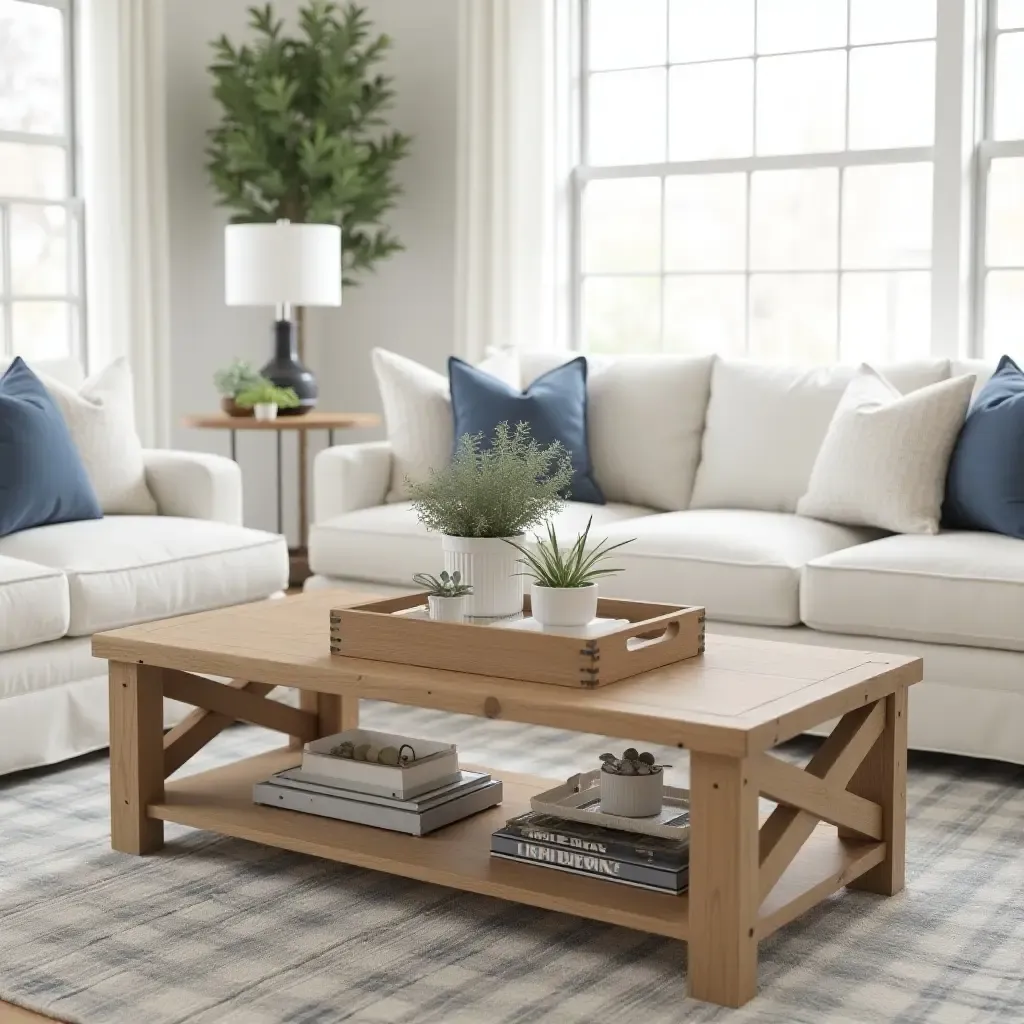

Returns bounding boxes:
[427,593,468,623]
[442,535,523,618]
[253,402,278,421]
[600,767,664,818]
[531,582,598,628]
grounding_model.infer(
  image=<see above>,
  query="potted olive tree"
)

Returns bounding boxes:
[504,517,634,628]
[407,423,572,618]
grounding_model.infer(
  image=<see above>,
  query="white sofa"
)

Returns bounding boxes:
[305,352,1024,767]
[0,360,289,776]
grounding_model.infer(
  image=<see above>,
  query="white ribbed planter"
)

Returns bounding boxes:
[442,535,523,618]
[531,583,598,628]
[599,767,664,817]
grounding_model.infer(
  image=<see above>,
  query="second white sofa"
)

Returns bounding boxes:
[306,352,1024,766]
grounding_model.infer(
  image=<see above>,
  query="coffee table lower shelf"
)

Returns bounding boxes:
[152,749,885,943]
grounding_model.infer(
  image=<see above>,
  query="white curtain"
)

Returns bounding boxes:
[454,0,572,361]
[79,0,172,447]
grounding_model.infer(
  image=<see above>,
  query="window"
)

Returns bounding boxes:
[980,0,1024,356]
[0,0,81,362]
[571,0,981,361]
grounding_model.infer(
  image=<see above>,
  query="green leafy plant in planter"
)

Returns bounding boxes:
[599,748,671,777]
[205,1,412,287]
[406,422,573,618]
[235,381,301,409]
[411,570,473,598]
[214,359,266,416]
[504,516,634,588]
[504,516,634,628]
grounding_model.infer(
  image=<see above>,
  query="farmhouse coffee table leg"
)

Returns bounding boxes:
[109,662,165,855]
[687,752,760,1007]
[841,687,909,895]
[290,690,358,749]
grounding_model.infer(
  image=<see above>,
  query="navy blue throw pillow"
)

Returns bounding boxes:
[0,357,102,537]
[943,354,1024,537]
[448,356,605,504]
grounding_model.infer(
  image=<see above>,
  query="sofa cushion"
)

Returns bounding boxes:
[309,501,654,587]
[588,510,880,626]
[802,532,1024,651]
[0,358,103,538]
[798,368,974,534]
[690,358,952,513]
[0,555,70,652]
[0,517,288,635]
[449,355,604,504]
[516,352,714,511]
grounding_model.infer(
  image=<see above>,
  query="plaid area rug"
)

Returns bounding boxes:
[1,701,1022,1024]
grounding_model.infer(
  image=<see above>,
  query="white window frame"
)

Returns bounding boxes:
[974,0,1024,355]
[568,0,981,360]
[0,0,85,364]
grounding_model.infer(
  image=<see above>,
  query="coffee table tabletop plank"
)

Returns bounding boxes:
[93,591,922,757]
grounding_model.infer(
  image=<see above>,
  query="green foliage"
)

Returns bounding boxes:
[599,749,671,776]
[235,381,301,408]
[411,570,473,598]
[205,1,412,286]
[407,422,573,539]
[504,516,634,589]
[213,359,266,397]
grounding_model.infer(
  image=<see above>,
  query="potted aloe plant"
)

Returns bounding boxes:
[407,423,572,618]
[411,570,473,623]
[235,380,301,421]
[504,516,634,628]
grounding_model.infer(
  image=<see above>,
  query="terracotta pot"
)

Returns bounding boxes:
[221,396,253,418]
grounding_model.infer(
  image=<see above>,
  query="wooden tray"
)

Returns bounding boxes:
[329,594,705,688]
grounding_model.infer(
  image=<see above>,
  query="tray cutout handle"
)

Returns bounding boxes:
[625,619,680,652]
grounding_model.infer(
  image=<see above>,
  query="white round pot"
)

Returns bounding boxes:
[599,767,664,818]
[442,535,523,619]
[427,593,468,623]
[531,582,598,628]
[253,402,278,421]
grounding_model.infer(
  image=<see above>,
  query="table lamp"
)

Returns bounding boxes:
[224,219,342,415]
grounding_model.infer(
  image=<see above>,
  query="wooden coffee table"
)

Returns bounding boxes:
[93,591,922,1008]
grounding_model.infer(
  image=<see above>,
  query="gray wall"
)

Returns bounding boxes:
[163,0,459,536]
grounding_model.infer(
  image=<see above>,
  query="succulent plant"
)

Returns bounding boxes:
[599,748,671,776]
[412,570,473,598]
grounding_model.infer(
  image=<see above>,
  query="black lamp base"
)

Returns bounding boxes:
[262,319,316,415]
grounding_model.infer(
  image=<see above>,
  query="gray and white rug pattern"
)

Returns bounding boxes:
[0,700,1022,1024]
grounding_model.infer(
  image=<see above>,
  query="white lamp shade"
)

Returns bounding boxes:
[224,222,342,307]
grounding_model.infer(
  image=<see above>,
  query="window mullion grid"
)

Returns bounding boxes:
[1,203,12,357]
[975,0,1000,355]
[659,0,670,353]
[747,0,759,357]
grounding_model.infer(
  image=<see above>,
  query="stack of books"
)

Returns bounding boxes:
[491,811,689,894]
[253,728,503,836]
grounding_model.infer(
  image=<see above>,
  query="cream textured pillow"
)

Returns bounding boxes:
[372,348,517,502]
[43,358,157,515]
[796,366,975,534]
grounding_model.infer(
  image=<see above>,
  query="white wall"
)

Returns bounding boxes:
[163,0,459,536]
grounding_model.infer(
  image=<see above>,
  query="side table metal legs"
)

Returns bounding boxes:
[276,431,284,535]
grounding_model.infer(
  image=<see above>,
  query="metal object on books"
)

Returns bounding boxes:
[329,593,706,689]
[530,770,691,840]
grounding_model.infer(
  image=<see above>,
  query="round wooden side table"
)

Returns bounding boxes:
[183,411,381,586]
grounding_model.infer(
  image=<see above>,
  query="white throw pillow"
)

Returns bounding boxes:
[690,358,953,513]
[43,358,157,515]
[796,366,975,534]
[516,351,714,510]
[372,348,517,502]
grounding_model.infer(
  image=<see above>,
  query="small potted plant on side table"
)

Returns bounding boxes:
[407,422,573,619]
[503,516,634,628]
[235,380,301,421]
[599,748,671,817]
[412,570,473,623]
[213,359,264,417]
